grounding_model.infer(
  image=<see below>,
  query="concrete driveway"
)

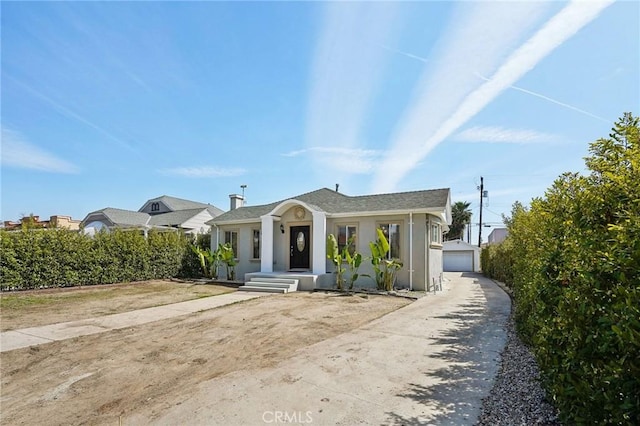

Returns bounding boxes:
[128,272,511,425]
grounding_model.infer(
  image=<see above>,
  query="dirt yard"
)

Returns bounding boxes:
[0,280,234,331]
[0,291,411,425]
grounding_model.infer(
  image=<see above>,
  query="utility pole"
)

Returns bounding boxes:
[478,176,484,248]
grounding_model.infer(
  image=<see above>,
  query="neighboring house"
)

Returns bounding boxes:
[2,215,82,231]
[487,227,508,244]
[81,195,224,236]
[442,239,481,272]
[207,187,452,291]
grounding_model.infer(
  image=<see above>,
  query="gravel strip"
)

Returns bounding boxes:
[477,313,561,425]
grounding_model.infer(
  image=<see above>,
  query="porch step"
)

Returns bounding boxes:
[238,286,287,294]
[238,278,299,294]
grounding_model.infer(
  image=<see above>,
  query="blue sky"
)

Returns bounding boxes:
[1,1,638,242]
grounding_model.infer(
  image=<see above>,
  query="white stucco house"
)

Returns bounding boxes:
[81,195,224,236]
[207,187,452,291]
[442,239,481,272]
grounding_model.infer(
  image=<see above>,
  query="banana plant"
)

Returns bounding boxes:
[365,228,403,291]
[344,239,363,290]
[326,234,346,290]
[218,243,237,281]
[190,245,218,279]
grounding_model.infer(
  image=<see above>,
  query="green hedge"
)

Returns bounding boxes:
[0,229,202,290]
[483,113,640,424]
[480,239,514,287]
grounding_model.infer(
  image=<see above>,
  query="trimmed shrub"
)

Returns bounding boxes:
[0,228,203,290]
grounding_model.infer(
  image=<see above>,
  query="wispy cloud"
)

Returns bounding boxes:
[283,147,383,175]
[306,2,399,180]
[1,127,80,174]
[373,0,614,193]
[5,74,137,152]
[455,126,558,144]
[159,166,246,178]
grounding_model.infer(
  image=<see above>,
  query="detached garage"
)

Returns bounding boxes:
[443,240,481,272]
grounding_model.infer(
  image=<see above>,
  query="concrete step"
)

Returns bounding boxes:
[238,286,287,294]
[247,282,292,289]
[249,278,298,285]
[246,277,299,292]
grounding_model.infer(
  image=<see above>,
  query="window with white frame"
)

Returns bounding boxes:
[431,222,442,244]
[252,229,260,259]
[224,230,238,257]
[378,223,400,259]
[337,225,357,255]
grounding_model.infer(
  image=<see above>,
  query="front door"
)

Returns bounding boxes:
[290,226,310,270]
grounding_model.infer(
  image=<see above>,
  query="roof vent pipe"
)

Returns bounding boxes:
[335,184,339,192]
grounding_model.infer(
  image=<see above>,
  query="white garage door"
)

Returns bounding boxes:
[443,251,473,272]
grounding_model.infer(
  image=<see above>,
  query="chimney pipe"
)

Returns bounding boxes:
[229,194,245,210]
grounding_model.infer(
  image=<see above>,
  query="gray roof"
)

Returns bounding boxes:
[211,187,450,223]
[83,208,150,227]
[139,195,223,215]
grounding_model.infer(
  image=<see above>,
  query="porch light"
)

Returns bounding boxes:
[280,224,285,233]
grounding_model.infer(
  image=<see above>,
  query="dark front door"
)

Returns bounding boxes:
[290,226,310,270]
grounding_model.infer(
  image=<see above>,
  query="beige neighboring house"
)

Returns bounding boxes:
[487,227,509,244]
[3,215,81,231]
[207,187,452,291]
[81,195,224,236]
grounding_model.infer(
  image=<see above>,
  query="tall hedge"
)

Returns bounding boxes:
[0,229,202,290]
[483,113,639,424]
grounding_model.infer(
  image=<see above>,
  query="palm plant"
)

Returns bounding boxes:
[446,201,472,241]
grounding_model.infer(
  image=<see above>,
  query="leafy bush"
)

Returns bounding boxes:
[0,228,203,290]
[482,113,640,424]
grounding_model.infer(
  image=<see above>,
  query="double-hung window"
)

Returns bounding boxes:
[378,223,400,259]
[337,225,357,255]
[431,222,442,245]
[224,230,238,257]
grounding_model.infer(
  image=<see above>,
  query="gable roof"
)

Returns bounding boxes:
[139,195,223,215]
[84,208,151,227]
[211,187,450,223]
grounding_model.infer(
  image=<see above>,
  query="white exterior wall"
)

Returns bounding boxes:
[180,210,213,235]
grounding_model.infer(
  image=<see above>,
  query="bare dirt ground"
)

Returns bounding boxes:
[0,291,410,425]
[0,280,234,331]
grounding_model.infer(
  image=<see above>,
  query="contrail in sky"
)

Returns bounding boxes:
[475,72,612,123]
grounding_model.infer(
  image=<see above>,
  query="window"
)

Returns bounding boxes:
[431,222,442,244]
[224,230,238,257]
[252,229,260,259]
[151,202,160,212]
[378,223,400,259]
[337,225,357,255]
